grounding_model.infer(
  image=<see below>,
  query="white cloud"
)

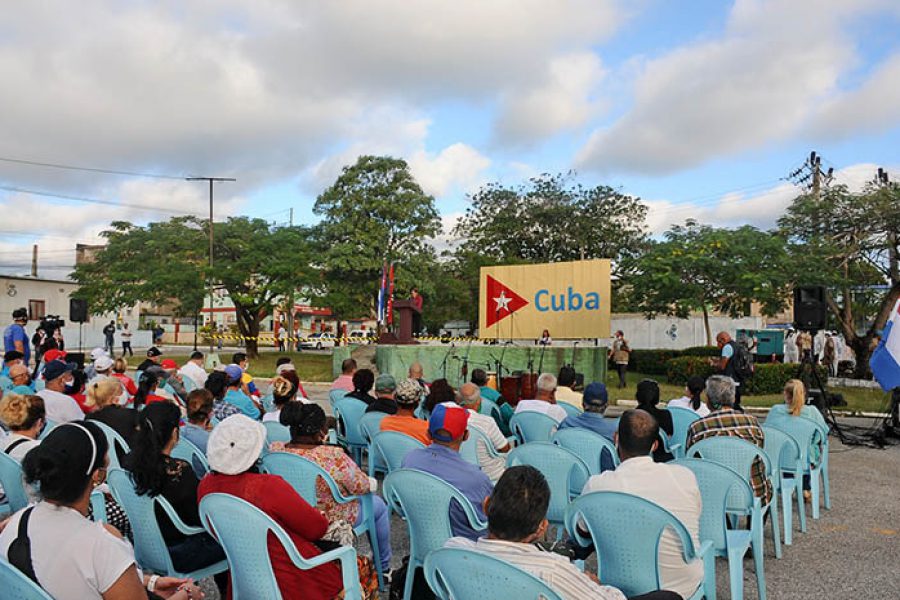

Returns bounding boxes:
[408,144,491,197]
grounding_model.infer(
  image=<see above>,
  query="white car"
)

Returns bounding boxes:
[300,332,336,349]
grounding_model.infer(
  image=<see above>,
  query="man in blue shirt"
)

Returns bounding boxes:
[558,382,617,471]
[402,404,493,540]
[3,308,30,368]
[222,364,261,420]
[471,368,501,403]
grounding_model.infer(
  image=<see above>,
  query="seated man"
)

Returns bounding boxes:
[402,404,493,540]
[365,373,399,414]
[331,358,356,392]
[447,466,679,600]
[555,366,583,407]
[471,368,502,404]
[686,375,772,507]
[380,378,430,444]
[582,410,703,600]
[457,383,510,482]
[514,373,567,423]
[408,362,430,393]
[558,382,616,471]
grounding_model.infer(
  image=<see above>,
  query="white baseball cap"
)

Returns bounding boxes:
[90,347,108,361]
[94,356,114,371]
[206,415,266,475]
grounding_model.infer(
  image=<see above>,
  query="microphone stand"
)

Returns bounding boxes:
[440,342,456,380]
[460,339,472,386]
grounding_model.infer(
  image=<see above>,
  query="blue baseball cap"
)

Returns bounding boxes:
[582,382,609,408]
[224,364,243,384]
[43,359,75,382]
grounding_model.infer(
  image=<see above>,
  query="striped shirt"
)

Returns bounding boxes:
[445,537,626,600]
[686,408,772,505]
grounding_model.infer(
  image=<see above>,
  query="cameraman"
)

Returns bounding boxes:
[4,308,30,368]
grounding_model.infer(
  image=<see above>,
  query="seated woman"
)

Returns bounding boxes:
[199,414,345,600]
[85,378,140,449]
[766,378,828,498]
[111,357,138,402]
[0,393,44,460]
[65,369,91,414]
[636,379,674,462]
[423,378,455,415]
[275,360,309,400]
[666,375,710,417]
[125,402,228,592]
[181,389,214,453]
[0,421,202,600]
[133,371,169,409]
[206,370,241,422]
[270,403,391,574]
[346,368,376,405]
[262,376,297,423]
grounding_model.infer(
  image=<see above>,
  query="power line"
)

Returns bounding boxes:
[0,156,185,180]
[0,184,205,217]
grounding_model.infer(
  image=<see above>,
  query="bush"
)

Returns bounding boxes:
[665,358,829,396]
[665,357,717,385]
[628,349,684,375]
[680,345,720,357]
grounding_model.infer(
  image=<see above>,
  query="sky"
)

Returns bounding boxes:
[1,0,899,278]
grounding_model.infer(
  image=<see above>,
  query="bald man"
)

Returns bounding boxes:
[457,382,510,482]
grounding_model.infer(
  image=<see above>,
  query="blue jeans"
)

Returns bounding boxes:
[355,495,392,571]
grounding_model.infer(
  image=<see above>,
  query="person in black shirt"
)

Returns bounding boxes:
[635,379,673,463]
[85,378,139,454]
[135,346,163,373]
[365,373,398,414]
[346,368,376,405]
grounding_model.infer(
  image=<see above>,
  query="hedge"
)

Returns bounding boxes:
[628,346,719,375]
[665,357,829,395]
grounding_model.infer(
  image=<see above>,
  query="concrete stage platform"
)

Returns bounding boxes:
[334,343,608,389]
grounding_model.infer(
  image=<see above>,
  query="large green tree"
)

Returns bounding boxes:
[73,216,315,358]
[312,155,441,331]
[623,220,793,345]
[779,182,900,376]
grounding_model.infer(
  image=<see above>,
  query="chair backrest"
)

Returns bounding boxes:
[509,411,558,444]
[359,411,387,443]
[668,407,700,448]
[0,376,13,392]
[38,420,56,440]
[106,468,177,575]
[551,427,619,475]
[672,458,754,552]
[565,491,698,597]
[261,451,353,507]
[459,425,500,467]
[479,397,502,423]
[383,469,485,563]
[506,443,590,524]
[0,557,53,599]
[760,425,802,478]
[0,452,29,512]
[371,431,425,473]
[686,436,772,506]
[424,547,564,600]
[328,389,348,408]
[766,417,823,467]
[89,420,130,470]
[170,437,210,478]
[559,402,583,419]
[264,421,291,444]
[199,492,361,600]
[182,375,197,393]
[334,397,368,447]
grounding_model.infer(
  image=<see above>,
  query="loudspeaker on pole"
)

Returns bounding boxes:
[69,298,89,323]
[793,286,827,331]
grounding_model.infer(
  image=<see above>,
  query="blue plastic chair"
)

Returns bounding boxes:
[0,376,13,392]
[559,402,583,418]
[260,452,384,590]
[334,397,369,464]
[199,492,362,600]
[762,425,806,544]
[106,468,227,580]
[264,421,291,444]
[171,437,210,478]
[90,420,130,470]
[565,491,714,600]
[668,407,701,458]
[328,389,347,409]
[508,411,558,444]
[686,436,782,559]
[383,469,487,600]
[38,420,56,440]
[766,417,830,518]
[459,425,503,473]
[674,458,764,600]
[0,557,53,600]
[90,489,107,523]
[371,431,425,474]
[506,443,590,539]
[359,411,388,477]
[479,397,502,424]
[552,427,619,475]
[0,452,29,513]
[424,547,564,600]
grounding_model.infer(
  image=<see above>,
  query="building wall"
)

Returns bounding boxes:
[610,313,765,349]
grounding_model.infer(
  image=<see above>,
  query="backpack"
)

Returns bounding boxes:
[729,341,754,381]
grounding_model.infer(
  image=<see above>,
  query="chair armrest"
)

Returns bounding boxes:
[695,539,714,560]
[157,498,206,536]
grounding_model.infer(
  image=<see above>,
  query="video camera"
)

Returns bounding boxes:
[37,315,65,336]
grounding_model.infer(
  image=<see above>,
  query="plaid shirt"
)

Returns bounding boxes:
[686,408,772,506]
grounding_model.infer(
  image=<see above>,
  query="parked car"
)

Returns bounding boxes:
[300,332,336,349]
[348,329,374,344]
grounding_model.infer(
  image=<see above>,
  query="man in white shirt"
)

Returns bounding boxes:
[554,367,583,407]
[179,351,208,388]
[457,383,510,482]
[581,409,704,600]
[514,373,567,423]
[37,360,84,423]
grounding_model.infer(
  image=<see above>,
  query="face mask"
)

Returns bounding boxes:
[64,383,76,394]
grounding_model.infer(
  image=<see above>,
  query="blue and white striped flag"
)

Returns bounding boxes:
[870,299,900,391]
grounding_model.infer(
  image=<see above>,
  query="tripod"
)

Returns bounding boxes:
[794,343,847,444]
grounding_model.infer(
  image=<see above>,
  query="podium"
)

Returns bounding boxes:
[377,300,421,345]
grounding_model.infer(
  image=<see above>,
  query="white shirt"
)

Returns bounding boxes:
[0,502,137,599]
[1,433,40,461]
[666,396,711,417]
[466,409,509,482]
[554,386,583,407]
[37,389,84,423]
[582,456,703,600]
[515,399,567,423]
[445,537,625,600]
[179,361,208,388]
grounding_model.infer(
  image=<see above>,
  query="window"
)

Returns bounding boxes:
[28,300,46,320]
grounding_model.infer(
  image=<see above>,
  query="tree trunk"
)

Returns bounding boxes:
[233,302,262,359]
[701,304,712,346]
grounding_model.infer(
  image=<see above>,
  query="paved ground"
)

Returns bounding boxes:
[202,384,900,599]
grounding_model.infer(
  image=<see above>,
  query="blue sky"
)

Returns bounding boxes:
[0,0,898,275]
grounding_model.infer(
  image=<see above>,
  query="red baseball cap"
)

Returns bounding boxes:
[428,404,469,442]
[160,359,178,370]
[43,349,67,363]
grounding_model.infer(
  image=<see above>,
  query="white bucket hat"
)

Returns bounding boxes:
[206,414,266,475]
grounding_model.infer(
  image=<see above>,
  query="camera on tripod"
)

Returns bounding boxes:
[37,315,65,336]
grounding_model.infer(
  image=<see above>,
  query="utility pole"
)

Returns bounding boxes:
[186,176,236,359]
[786,150,833,200]
[288,207,295,351]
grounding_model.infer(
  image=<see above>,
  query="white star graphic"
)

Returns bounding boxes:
[494,291,511,313]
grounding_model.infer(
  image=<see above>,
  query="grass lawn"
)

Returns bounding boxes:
[127,351,333,381]
[608,370,893,415]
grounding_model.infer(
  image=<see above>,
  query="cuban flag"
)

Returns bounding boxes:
[870,299,900,391]
[377,263,387,324]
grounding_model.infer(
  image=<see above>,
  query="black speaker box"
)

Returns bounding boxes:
[69,298,88,323]
[793,286,827,331]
